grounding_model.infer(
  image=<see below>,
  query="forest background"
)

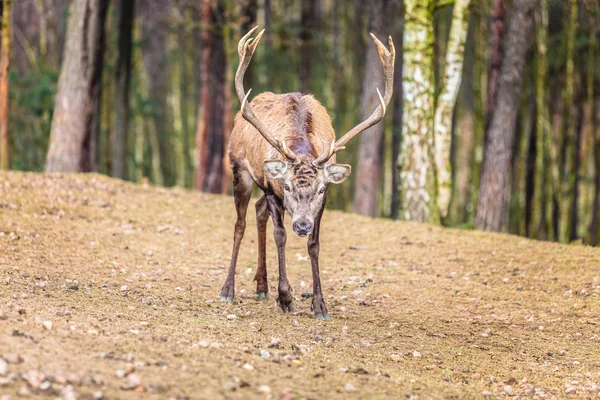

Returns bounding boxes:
[0,0,598,246]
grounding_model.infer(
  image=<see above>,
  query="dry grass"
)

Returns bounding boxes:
[0,172,599,399]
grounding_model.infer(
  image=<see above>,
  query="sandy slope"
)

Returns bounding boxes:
[0,172,599,399]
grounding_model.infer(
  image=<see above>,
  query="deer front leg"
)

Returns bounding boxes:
[308,204,329,320]
[220,170,253,302]
[267,195,294,312]
[254,195,269,299]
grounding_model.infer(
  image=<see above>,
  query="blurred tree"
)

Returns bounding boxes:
[354,0,389,217]
[560,0,578,242]
[486,0,504,133]
[240,0,257,90]
[588,1,599,245]
[433,0,471,220]
[195,0,227,193]
[398,0,435,222]
[390,0,403,220]
[0,0,11,170]
[476,0,536,231]
[141,0,175,186]
[112,0,135,180]
[299,0,317,94]
[45,0,109,172]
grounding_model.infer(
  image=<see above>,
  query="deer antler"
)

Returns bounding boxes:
[313,33,395,167]
[236,27,299,163]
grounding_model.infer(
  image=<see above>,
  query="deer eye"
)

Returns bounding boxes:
[318,187,325,195]
[284,184,290,192]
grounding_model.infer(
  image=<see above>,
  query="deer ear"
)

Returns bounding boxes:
[263,160,288,180]
[325,164,351,184]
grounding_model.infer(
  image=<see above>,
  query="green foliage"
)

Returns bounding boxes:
[9,67,58,171]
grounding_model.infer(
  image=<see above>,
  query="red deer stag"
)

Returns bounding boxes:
[220,27,395,320]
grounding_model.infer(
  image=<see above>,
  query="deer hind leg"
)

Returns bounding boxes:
[254,195,269,299]
[220,168,253,303]
[266,194,293,312]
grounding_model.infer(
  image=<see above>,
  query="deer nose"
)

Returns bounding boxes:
[293,220,313,236]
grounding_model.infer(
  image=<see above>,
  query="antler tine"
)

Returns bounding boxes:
[313,33,395,166]
[235,27,299,163]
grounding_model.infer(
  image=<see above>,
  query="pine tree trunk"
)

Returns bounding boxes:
[112,0,135,180]
[353,0,389,217]
[195,0,227,194]
[241,0,257,90]
[0,0,11,170]
[45,0,109,173]
[475,0,536,231]
[433,0,471,219]
[398,0,436,222]
[560,0,578,242]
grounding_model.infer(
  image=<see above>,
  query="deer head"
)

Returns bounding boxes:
[235,27,395,236]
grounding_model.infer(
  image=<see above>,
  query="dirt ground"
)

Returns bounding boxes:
[1,172,599,399]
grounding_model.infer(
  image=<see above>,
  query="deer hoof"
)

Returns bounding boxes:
[220,295,234,303]
[315,313,331,321]
[256,292,267,300]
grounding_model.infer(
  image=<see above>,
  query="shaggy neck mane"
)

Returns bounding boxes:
[286,93,315,157]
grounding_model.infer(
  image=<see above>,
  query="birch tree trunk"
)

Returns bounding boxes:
[475,0,536,231]
[112,0,135,180]
[0,0,11,170]
[433,0,471,219]
[45,0,109,173]
[398,0,435,222]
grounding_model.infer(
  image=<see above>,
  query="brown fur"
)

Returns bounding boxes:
[228,92,335,196]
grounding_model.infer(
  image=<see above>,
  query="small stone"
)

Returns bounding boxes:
[120,285,128,292]
[258,385,271,394]
[566,386,576,394]
[93,391,104,400]
[40,381,51,391]
[116,369,127,378]
[573,361,581,365]
[433,354,441,360]
[412,351,422,358]
[390,354,401,362]
[127,373,142,387]
[0,359,7,376]
[502,278,510,283]
[42,321,53,330]
[344,382,357,392]
[223,381,237,391]
[198,340,210,348]
[481,391,493,396]
[269,337,280,348]
[504,385,514,395]
[210,342,222,349]
[226,314,237,320]
[261,351,270,359]
[3,354,22,364]
[242,363,254,371]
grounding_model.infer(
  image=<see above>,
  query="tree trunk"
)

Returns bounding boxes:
[390,0,403,220]
[112,0,135,180]
[45,0,109,173]
[353,0,389,217]
[398,0,436,222]
[241,0,257,90]
[299,0,317,94]
[433,0,471,220]
[560,0,578,242]
[532,0,553,240]
[195,0,227,194]
[588,4,599,245]
[486,0,505,132]
[0,0,11,170]
[141,0,175,186]
[475,0,536,231]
